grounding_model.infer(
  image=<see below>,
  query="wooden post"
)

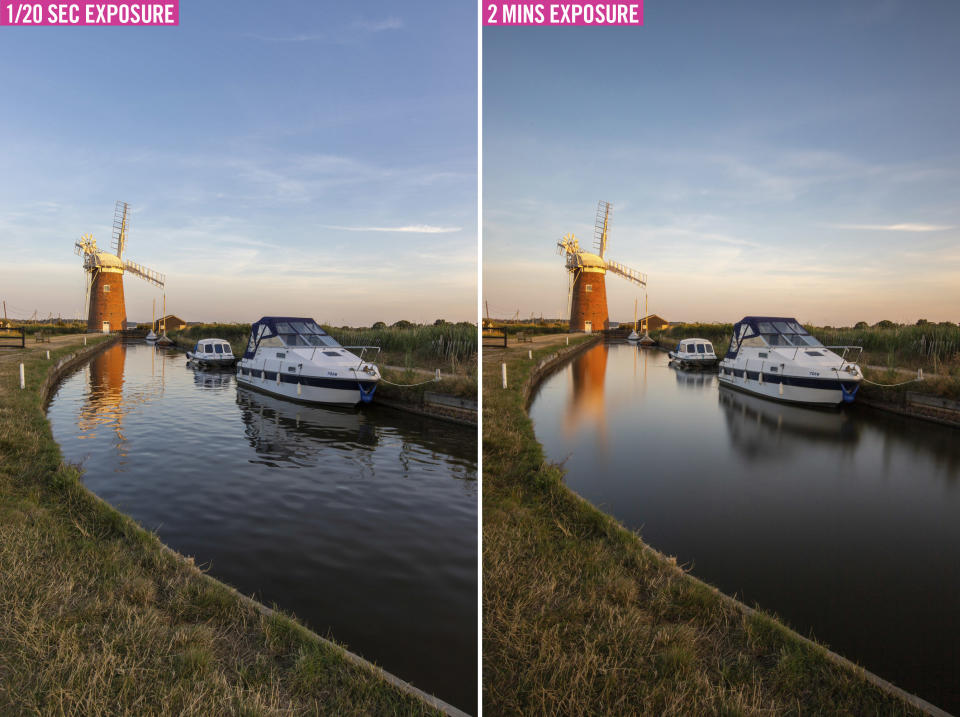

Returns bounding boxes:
[501,362,507,389]
[19,362,25,390]
[566,336,569,345]
[528,350,532,359]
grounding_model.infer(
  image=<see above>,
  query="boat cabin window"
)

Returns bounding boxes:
[214,344,224,353]
[205,344,214,353]
[704,342,713,352]
[696,344,706,353]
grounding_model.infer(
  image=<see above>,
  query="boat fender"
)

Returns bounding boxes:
[779,380,784,396]
[841,382,859,403]
[297,382,302,396]
[358,381,376,404]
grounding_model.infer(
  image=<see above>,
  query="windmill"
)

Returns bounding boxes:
[557,200,646,332]
[74,201,165,333]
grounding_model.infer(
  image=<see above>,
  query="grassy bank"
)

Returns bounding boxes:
[0,336,441,715]
[483,334,923,715]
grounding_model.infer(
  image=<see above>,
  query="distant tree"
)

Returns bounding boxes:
[854,321,869,330]
[937,321,957,328]
[434,318,447,326]
[392,319,414,329]
[916,318,929,326]
[874,320,897,329]
[372,321,387,329]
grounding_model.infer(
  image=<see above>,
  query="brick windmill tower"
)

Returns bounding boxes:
[75,201,165,333]
[557,201,647,332]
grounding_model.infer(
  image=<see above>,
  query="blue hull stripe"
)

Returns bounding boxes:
[720,367,856,391]
[239,368,376,391]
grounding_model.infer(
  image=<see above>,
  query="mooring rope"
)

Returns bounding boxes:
[859,376,925,388]
[377,376,440,388]
[833,367,925,388]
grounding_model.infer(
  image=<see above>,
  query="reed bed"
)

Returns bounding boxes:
[327,324,477,373]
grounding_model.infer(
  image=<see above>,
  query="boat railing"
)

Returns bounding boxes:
[343,345,382,366]
[824,345,863,369]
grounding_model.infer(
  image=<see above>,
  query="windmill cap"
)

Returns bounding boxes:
[96,251,124,268]
[576,252,606,268]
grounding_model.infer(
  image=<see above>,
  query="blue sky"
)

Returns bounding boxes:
[483,1,960,326]
[0,1,476,325]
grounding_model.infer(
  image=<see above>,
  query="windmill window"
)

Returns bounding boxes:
[585,284,593,293]
[102,285,110,293]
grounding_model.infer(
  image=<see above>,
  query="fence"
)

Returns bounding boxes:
[0,328,25,349]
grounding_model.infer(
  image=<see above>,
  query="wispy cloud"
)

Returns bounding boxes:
[322,224,461,234]
[830,223,955,232]
[354,17,403,32]
[246,17,402,43]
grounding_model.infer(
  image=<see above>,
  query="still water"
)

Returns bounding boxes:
[530,342,960,713]
[47,342,477,712]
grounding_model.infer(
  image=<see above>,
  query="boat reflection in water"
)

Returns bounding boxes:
[718,384,860,461]
[188,362,236,391]
[236,386,378,464]
[672,365,717,391]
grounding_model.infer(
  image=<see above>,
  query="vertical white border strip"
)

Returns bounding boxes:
[475,0,483,713]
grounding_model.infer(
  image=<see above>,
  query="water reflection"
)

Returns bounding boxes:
[719,385,860,461]
[237,387,378,465]
[564,342,608,443]
[672,365,716,391]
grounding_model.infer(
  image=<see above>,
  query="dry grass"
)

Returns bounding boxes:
[0,337,438,715]
[482,335,921,715]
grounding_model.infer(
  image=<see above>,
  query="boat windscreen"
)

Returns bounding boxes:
[278,321,341,348]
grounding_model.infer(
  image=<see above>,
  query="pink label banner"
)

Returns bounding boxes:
[1,1,178,25]
[484,1,642,26]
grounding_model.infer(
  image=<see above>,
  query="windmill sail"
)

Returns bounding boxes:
[593,200,611,258]
[124,259,165,288]
[112,200,129,259]
[605,259,646,287]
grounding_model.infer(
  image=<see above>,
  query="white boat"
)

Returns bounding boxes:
[186,338,236,367]
[627,330,640,342]
[718,316,862,406]
[145,330,158,342]
[668,338,719,368]
[236,316,381,406]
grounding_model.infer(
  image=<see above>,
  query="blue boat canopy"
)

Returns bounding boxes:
[243,316,341,359]
[725,316,822,358]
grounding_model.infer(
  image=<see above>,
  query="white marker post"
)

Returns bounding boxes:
[436,368,441,381]
[502,362,507,389]
[528,350,532,359]
[84,336,87,346]
[19,363,25,390]
[566,336,569,345]
[46,350,50,360]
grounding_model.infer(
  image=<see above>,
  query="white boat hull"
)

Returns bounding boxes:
[718,366,858,406]
[236,365,376,406]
